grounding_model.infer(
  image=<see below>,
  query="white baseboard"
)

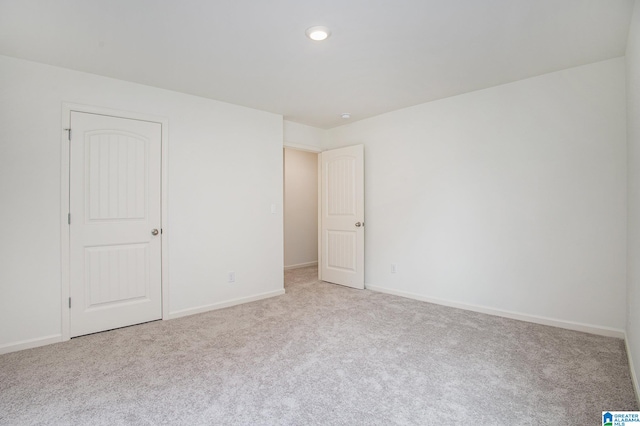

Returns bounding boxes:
[168,289,285,320]
[365,284,625,339]
[0,334,63,355]
[284,261,318,270]
[0,290,286,354]
[625,333,640,406]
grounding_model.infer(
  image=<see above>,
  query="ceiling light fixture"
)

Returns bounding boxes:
[306,26,331,41]
[341,113,351,119]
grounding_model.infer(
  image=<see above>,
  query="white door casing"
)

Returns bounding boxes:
[68,111,162,337]
[320,145,364,289]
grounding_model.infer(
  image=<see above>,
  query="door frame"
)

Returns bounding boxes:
[60,103,169,341]
[317,152,323,282]
[282,143,323,282]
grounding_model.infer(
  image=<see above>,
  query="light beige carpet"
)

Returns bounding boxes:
[0,266,637,425]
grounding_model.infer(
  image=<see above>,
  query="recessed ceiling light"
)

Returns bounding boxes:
[341,113,351,119]
[306,26,331,41]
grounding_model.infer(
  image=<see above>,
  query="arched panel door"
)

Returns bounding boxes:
[69,111,162,337]
[320,144,364,289]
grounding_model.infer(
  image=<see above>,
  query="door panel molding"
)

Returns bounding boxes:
[60,103,169,341]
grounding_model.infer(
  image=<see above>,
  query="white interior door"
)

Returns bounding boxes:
[320,145,364,289]
[69,111,162,337]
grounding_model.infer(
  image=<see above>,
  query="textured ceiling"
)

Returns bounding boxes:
[0,0,634,128]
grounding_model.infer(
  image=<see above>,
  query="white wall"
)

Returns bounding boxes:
[326,58,627,333]
[0,55,284,352]
[283,120,324,151]
[627,0,640,397]
[284,148,318,268]
[0,49,630,352]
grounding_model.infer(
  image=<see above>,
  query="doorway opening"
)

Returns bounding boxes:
[283,144,365,290]
[283,147,319,287]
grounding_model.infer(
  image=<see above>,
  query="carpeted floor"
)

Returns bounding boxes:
[0,266,637,425]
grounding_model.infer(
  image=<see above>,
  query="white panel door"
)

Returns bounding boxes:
[69,111,162,337]
[320,145,364,289]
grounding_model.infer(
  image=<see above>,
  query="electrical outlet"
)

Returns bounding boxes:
[391,263,397,274]
[228,271,236,283]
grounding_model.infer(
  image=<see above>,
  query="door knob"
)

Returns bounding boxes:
[151,229,159,236]
[355,222,362,227]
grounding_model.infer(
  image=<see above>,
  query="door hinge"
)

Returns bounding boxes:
[68,213,71,225]
[161,228,163,234]
[68,297,71,309]
[64,128,71,141]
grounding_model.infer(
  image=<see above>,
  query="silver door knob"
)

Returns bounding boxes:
[151,229,159,236]
[355,222,362,227]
